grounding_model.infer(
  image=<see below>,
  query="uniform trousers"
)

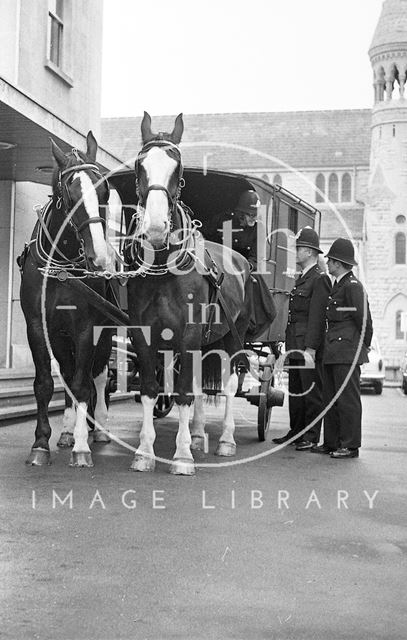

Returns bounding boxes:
[323,363,361,450]
[288,358,324,442]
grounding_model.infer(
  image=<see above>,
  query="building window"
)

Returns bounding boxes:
[48,0,64,67]
[328,173,339,202]
[393,124,396,137]
[273,174,282,186]
[315,173,325,203]
[396,310,405,339]
[396,215,406,224]
[341,173,352,202]
[395,233,406,264]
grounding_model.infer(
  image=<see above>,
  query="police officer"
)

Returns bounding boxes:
[313,238,373,459]
[212,190,260,269]
[273,228,331,449]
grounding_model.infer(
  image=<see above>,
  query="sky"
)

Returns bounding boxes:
[101,0,385,117]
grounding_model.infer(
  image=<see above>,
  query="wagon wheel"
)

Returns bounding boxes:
[153,356,179,419]
[257,374,274,441]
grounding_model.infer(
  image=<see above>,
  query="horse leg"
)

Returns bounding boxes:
[92,328,112,443]
[52,336,76,448]
[130,349,157,472]
[69,332,95,468]
[58,393,76,448]
[170,351,195,475]
[215,370,239,457]
[25,323,53,465]
[92,366,111,443]
[130,395,156,471]
[190,393,207,451]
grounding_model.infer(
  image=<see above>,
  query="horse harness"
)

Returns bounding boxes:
[17,159,109,279]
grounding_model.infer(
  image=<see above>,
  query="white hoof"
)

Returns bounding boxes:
[190,435,205,451]
[69,451,94,467]
[215,441,236,457]
[169,458,195,475]
[130,453,155,472]
[92,429,111,443]
[57,432,74,448]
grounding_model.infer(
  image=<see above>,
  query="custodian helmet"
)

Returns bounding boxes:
[296,227,323,253]
[235,190,260,217]
[325,238,358,266]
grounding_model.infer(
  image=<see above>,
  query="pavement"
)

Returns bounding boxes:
[0,387,407,639]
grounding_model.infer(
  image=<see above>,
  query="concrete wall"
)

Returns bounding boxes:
[0,181,14,367]
[10,181,50,369]
[0,0,20,83]
[0,0,103,137]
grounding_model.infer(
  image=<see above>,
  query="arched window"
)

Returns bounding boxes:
[315,173,325,203]
[395,232,406,264]
[273,174,282,186]
[328,173,339,202]
[396,215,406,224]
[396,310,405,339]
[341,173,352,202]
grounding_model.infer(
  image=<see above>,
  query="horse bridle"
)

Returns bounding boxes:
[55,160,108,237]
[134,139,185,220]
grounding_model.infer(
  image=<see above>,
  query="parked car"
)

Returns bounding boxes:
[401,352,407,395]
[360,335,385,394]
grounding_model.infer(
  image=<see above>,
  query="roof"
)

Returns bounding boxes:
[369,0,407,56]
[101,109,372,172]
[319,207,364,241]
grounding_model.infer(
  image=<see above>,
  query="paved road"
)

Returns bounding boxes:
[1,387,407,640]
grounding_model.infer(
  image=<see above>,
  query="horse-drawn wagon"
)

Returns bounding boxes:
[19,113,321,473]
[106,163,321,442]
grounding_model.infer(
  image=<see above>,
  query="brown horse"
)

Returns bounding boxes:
[20,132,113,467]
[124,112,253,475]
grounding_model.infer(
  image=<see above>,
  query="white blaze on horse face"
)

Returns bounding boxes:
[142,147,177,243]
[74,172,108,269]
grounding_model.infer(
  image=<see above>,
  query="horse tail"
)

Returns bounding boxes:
[201,339,225,393]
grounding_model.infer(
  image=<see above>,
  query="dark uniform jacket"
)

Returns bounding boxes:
[285,264,331,360]
[210,212,257,269]
[324,271,373,365]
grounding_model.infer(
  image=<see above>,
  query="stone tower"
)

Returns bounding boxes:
[366,0,407,365]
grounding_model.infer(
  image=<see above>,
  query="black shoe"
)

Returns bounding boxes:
[310,444,332,454]
[272,434,291,444]
[295,440,315,451]
[330,447,359,459]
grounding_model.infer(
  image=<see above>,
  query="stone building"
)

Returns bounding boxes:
[101,0,407,368]
[365,0,407,365]
[0,0,122,372]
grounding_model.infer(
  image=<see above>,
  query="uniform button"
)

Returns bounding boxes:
[326,306,329,310]
[338,337,342,341]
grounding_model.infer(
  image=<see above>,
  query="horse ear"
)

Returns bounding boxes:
[50,138,67,169]
[171,113,184,144]
[86,131,98,162]
[141,111,154,144]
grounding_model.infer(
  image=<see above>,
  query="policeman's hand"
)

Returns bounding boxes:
[304,348,316,366]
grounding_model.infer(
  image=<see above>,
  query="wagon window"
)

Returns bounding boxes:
[288,207,297,233]
[315,174,325,203]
